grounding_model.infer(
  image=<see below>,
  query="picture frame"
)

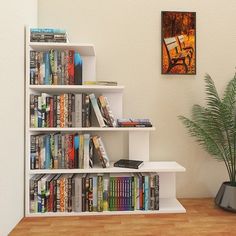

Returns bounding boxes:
[161,11,196,75]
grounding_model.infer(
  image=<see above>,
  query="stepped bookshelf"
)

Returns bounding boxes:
[25,27,186,216]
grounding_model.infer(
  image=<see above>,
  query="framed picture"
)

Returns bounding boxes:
[161,11,196,75]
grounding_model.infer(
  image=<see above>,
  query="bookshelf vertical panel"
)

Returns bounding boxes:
[128,131,149,161]
[25,26,31,217]
[81,56,96,83]
[159,172,176,198]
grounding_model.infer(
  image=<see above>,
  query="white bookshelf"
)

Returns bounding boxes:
[25,27,186,217]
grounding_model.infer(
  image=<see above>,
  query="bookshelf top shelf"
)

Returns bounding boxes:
[29,161,186,174]
[29,42,95,56]
[29,85,124,93]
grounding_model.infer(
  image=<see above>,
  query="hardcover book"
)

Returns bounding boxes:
[114,159,144,169]
[89,93,106,127]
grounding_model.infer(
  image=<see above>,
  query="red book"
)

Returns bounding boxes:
[68,50,74,85]
[68,134,74,168]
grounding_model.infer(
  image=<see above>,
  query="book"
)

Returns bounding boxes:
[74,52,82,85]
[30,28,67,43]
[83,81,118,86]
[89,93,106,127]
[114,159,144,169]
[98,95,116,127]
[30,28,67,34]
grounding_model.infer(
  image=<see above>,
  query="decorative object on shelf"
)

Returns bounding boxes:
[161,11,196,75]
[114,159,144,169]
[179,73,236,212]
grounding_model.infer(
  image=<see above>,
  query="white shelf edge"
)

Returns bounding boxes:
[29,85,124,93]
[25,198,186,217]
[29,42,96,56]
[28,161,186,174]
[28,127,156,132]
[29,42,95,47]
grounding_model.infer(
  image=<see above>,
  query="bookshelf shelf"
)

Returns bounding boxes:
[25,27,186,217]
[29,85,124,93]
[26,198,185,217]
[29,161,185,174]
[29,127,156,132]
[29,42,95,56]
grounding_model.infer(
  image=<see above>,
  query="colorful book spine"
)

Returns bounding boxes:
[92,176,98,212]
[83,134,91,169]
[97,175,103,212]
[68,50,74,85]
[44,51,50,85]
[103,177,109,211]
[74,52,82,85]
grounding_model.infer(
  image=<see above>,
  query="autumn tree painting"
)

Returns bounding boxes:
[161,11,196,75]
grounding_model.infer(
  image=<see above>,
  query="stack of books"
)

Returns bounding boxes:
[83,81,118,86]
[114,159,144,169]
[30,28,68,43]
[117,118,152,127]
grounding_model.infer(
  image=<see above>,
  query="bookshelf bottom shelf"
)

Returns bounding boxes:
[26,198,186,217]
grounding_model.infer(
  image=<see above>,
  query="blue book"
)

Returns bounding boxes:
[144,175,149,210]
[74,134,79,168]
[45,135,51,169]
[31,28,66,34]
[74,52,83,85]
[44,52,50,85]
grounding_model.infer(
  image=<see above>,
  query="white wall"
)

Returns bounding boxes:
[38,0,236,197]
[0,1,37,236]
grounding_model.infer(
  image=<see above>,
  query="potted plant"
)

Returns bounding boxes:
[179,73,236,212]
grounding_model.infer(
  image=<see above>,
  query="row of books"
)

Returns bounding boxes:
[30,133,109,170]
[30,93,116,128]
[30,173,159,213]
[30,50,82,85]
[30,28,67,43]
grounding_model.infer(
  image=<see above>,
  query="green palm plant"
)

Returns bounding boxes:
[179,74,236,186]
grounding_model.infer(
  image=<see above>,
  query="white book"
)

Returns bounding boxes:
[75,94,82,127]
[97,136,110,168]
[83,134,91,169]
[72,174,83,212]
[89,93,106,127]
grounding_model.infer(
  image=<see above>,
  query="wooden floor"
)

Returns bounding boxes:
[9,199,236,236]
